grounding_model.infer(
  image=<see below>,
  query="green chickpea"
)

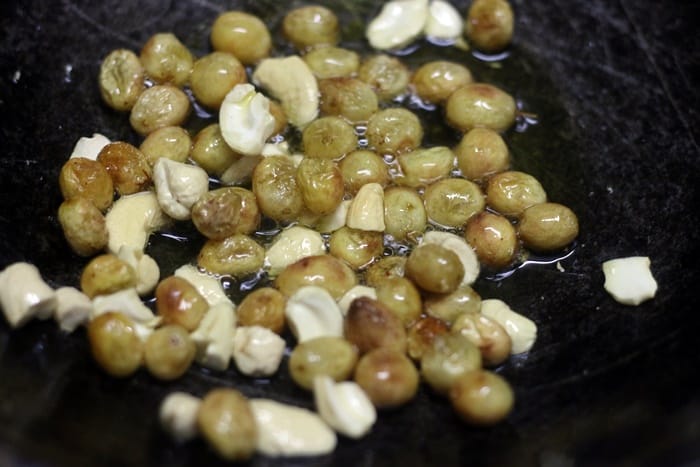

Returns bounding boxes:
[275,254,358,300]
[424,284,482,324]
[358,54,410,101]
[139,33,194,87]
[59,158,113,211]
[517,202,579,252]
[236,287,286,335]
[423,178,485,228]
[144,324,196,380]
[339,150,389,194]
[364,255,406,288]
[154,276,208,331]
[465,211,519,269]
[197,388,257,461]
[465,0,515,53]
[252,156,305,223]
[406,316,450,361]
[302,116,358,160]
[288,336,358,390]
[375,276,422,327]
[366,108,423,156]
[210,11,272,65]
[344,297,407,354]
[97,141,152,196]
[445,83,516,133]
[282,5,339,51]
[129,84,191,136]
[451,313,511,367]
[383,186,427,242]
[191,124,241,177]
[304,46,360,79]
[88,312,143,378]
[455,127,510,181]
[354,347,419,409]
[449,369,514,425]
[411,60,473,104]
[192,187,260,240]
[329,227,384,270]
[58,197,108,257]
[296,158,345,215]
[405,243,464,294]
[396,146,455,188]
[486,170,547,217]
[190,52,247,109]
[80,254,136,299]
[318,77,379,123]
[139,126,192,166]
[98,49,145,111]
[420,333,482,395]
[197,234,265,277]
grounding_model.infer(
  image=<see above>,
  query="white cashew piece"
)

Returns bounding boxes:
[315,199,351,234]
[346,183,386,232]
[174,264,231,307]
[53,286,92,332]
[602,256,658,306]
[232,325,286,377]
[153,158,209,221]
[117,246,160,297]
[0,262,56,328]
[69,133,111,160]
[264,225,326,276]
[424,0,463,41]
[219,83,276,157]
[159,392,202,443]
[190,301,236,371]
[105,191,170,254]
[285,286,344,343]
[422,230,480,285]
[480,299,537,354]
[366,0,429,50]
[313,376,377,439]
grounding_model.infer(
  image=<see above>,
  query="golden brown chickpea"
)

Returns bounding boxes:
[58,197,109,257]
[329,227,384,270]
[358,54,410,101]
[190,52,247,109]
[59,158,114,211]
[99,49,145,111]
[88,312,143,377]
[420,333,482,395]
[129,84,191,136]
[405,243,464,294]
[451,313,512,367]
[517,202,579,252]
[465,0,515,53]
[366,108,423,156]
[304,46,360,79]
[364,255,406,287]
[465,211,518,269]
[97,141,152,196]
[424,284,482,324]
[411,60,473,104]
[455,127,510,181]
[139,125,191,166]
[192,187,260,239]
[344,297,407,354]
[140,33,194,86]
[449,369,514,425]
[445,83,516,133]
[210,11,272,65]
[375,277,422,327]
[282,5,339,51]
[275,254,358,299]
[236,287,286,334]
[339,150,389,194]
[144,324,196,380]
[191,123,242,176]
[197,388,257,461]
[252,156,305,223]
[288,336,358,390]
[198,234,264,277]
[396,146,455,188]
[296,158,345,215]
[383,186,427,242]
[155,276,208,331]
[486,170,547,217]
[354,347,419,409]
[80,254,136,299]
[318,77,379,123]
[302,116,358,160]
[406,316,450,361]
[423,178,485,228]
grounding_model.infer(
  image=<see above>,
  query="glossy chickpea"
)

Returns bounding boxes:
[517,202,579,252]
[139,126,191,166]
[190,52,247,109]
[405,243,464,294]
[236,287,286,335]
[80,254,136,298]
[358,54,410,101]
[282,5,339,51]
[366,108,423,156]
[339,150,389,194]
[88,312,143,377]
[420,333,482,395]
[192,187,260,239]
[455,128,510,181]
[396,146,455,188]
[354,347,419,409]
[275,254,358,300]
[344,297,407,354]
[58,197,108,257]
[99,49,145,111]
[383,186,427,243]
[364,255,406,288]
[155,276,208,331]
[423,178,485,228]
[449,369,514,425]
[465,211,518,269]
[329,227,384,271]
[318,77,379,123]
[445,83,516,133]
[197,388,257,461]
[296,158,345,215]
[198,234,264,277]
[129,84,191,136]
[210,11,271,65]
[406,316,450,361]
[465,0,515,53]
[144,324,196,380]
[191,124,241,177]
[451,313,512,367]
[411,60,473,104]
[486,170,547,217]
[424,284,482,324]
[252,156,305,223]
[97,141,152,196]
[140,33,194,86]
[288,336,358,390]
[59,158,113,211]
[302,116,358,160]
[304,46,360,79]
[375,276,422,327]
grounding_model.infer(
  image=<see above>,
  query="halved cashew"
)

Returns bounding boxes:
[346,183,385,232]
[190,301,236,371]
[424,0,463,40]
[315,199,351,233]
[252,56,319,128]
[153,158,209,220]
[219,83,276,156]
[54,286,92,332]
[264,225,326,276]
[69,133,111,160]
[159,392,202,443]
[0,262,56,328]
[313,376,376,439]
[250,399,337,457]
[91,288,161,340]
[105,191,170,254]
[285,286,344,342]
[232,325,286,377]
[480,298,537,354]
[174,264,230,307]
[422,231,480,285]
[337,285,377,316]
[602,256,658,306]
[366,0,429,50]
[117,246,160,296]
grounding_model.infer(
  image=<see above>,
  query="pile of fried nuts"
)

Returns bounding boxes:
[0,0,581,461]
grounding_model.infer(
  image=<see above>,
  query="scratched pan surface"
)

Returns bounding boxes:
[1,0,700,466]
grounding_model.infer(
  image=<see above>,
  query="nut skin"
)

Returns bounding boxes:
[154,276,208,331]
[354,347,419,409]
[344,297,407,355]
[197,388,257,461]
[88,312,143,378]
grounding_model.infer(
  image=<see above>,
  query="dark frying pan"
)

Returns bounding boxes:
[1,1,699,465]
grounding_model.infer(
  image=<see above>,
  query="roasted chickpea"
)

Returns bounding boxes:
[455,127,510,181]
[210,11,271,65]
[98,49,145,111]
[289,336,358,390]
[424,284,482,324]
[486,170,547,217]
[364,255,406,288]
[192,187,260,239]
[329,227,384,270]
[423,178,485,228]
[405,243,464,294]
[338,150,389,195]
[344,297,407,354]
[449,369,514,425]
[358,54,410,101]
[465,0,515,53]
[144,324,196,380]
[465,211,519,269]
[59,158,113,211]
[190,52,247,109]
[420,333,482,395]
[282,5,339,51]
[58,197,109,257]
[517,202,579,252]
[304,47,360,79]
[129,84,191,136]
[302,116,358,160]
[366,108,423,156]
[139,126,191,166]
[445,83,516,133]
[197,388,257,461]
[396,146,455,188]
[451,313,512,367]
[80,254,136,298]
[383,186,427,242]
[140,33,194,86]
[155,276,208,331]
[296,158,344,215]
[354,347,419,409]
[198,234,264,277]
[88,312,143,377]
[406,316,450,361]
[275,254,358,299]
[318,77,379,123]
[411,60,473,103]
[252,156,305,223]
[375,277,422,327]
[191,124,241,176]
[97,141,152,195]
[236,287,286,334]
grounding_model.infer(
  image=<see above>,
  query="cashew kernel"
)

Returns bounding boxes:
[422,230,480,285]
[0,262,56,328]
[159,392,202,443]
[264,225,326,276]
[219,83,276,156]
[480,298,537,354]
[153,158,209,221]
[313,376,376,439]
[346,183,385,232]
[285,286,344,342]
[232,325,286,377]
[366,0,429,50]
[105,191,170,254]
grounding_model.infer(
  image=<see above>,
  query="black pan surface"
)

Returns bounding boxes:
[1,1,699,466]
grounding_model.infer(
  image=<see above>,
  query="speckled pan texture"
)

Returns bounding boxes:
[1,0,699,466]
